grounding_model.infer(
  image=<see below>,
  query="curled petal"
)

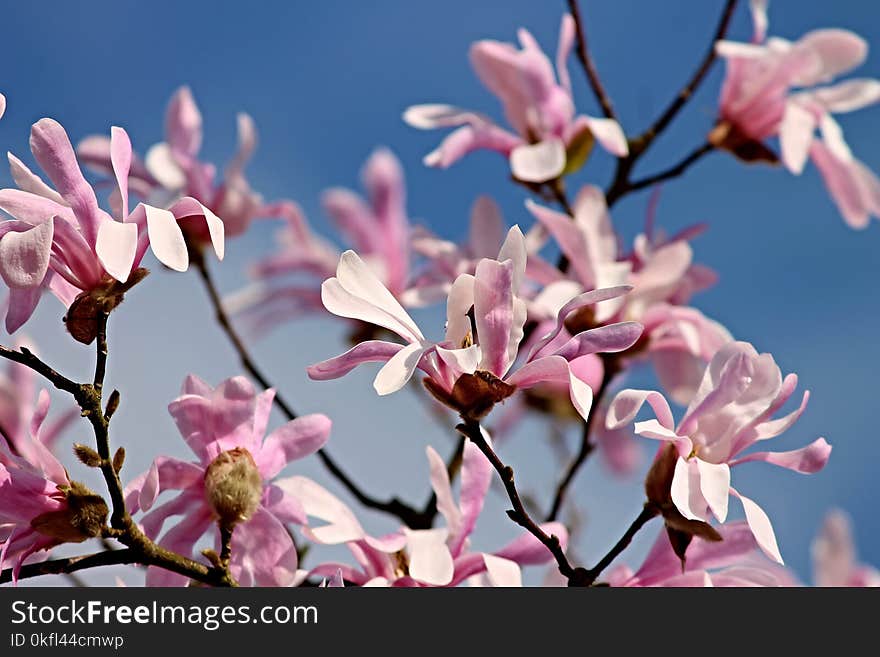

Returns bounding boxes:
[307,340,404,381]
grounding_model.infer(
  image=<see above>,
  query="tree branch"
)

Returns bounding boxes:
[567,0,618,121]
[612,142,714,203]
[457,419,580,582]
[583,502,659,585]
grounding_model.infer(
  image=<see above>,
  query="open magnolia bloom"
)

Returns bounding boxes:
[0,119,222,338]
[713,0,880,227]
[226,148,435,335]
[123,375,331,587]
[403,14,627,183]
[0,384,104,581]
[78,85,270,242]
[811,509,880,587]
[608,522,798,587]
[282,435,568,587]
[607,341,832,564]
[308,226,642,422]
[526,186,730,406]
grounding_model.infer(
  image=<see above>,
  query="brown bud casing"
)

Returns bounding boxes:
[203,447,263,530]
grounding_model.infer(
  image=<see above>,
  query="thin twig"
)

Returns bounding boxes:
[604,0,738,208]
[189,248,426,528]
[623,142,715,197]
[457,419,579,582]
[636,0,738,147]
[583,502,659,585]
[567,0,618,121]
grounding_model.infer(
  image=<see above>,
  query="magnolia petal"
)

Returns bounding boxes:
[257,414,332,480]
[606,389,676,430]
[731,437,831,474]
[581,116,628,157]
[110,126,132,219]
[510,138,566,183]
[779,101,816,175]
[307,340,404,381]
[145,142,187,190]
[373,342,426,395]
[5,286,42,333]
[0,219,54,289]
[426,446,462,539]
[404,528,454,586]
[696,459,731,523]
[144,204,188,271]
[482,554,522,587]
[95,219,138,282]
[732,488,783,564]
[671,457,710,522]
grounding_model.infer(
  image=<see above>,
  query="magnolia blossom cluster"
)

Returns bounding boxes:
[0,0,877,588]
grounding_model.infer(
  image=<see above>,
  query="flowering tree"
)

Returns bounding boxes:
[0,0,877,588]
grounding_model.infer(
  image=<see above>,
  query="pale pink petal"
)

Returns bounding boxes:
[109,126,132,219]
[231,505,299,587]
[779,101,816,174]
[0,220,54,288]
[581,116,629,157]
[671,457,710,522]
[731,437,831,474]
[165,86,202,158]
[95,219,138,282]
[510,138,566,183]
[144,204,188,271]
[404,528,454,586]
[256,413,331,480]
[451,440,492,556]
[796,30,868,86]
[307,340,404,381]
[5,287,42,333]
[7,153,66,205]
[473,257,515,376]
[426,446,462,538]
[168,197,225,261]
[606,389,676,431]
[29,118,102,245]
[482,554,522,587]
[732,488,783,564]
[553,321,644,361]
[423,124,522,168]
[810,78,880,113]
[468,196,505,258]
[373,342,427,395]
[145,142,186,190]
[275,476,367,545]
[696,459,731,523]
[0,189,75,225]
[494,521,569,565]
[555,14,575,95]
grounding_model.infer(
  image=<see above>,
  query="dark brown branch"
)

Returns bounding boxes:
[1,549,140,584]
[190,248,426,528]
[567,0,618,121]
[613,142,714,202]
[0,346,80,396]
[583,502,659,585]
[636,0,738,147]
[457,419,579,582]
[604,0,737,208]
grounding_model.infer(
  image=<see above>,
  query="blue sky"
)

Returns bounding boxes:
[2,0,879,585]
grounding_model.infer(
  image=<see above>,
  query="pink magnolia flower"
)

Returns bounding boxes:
[526,186,730,405]
[227,149,430,334]
[811,509,880,587]
[78,86,270,241]
[607,341,832,564]
[124,375,331,586]
[403,14,627,183]
[0,119,222,337]
[608,522,799,587]
[1,387,103,581]
[283,437,568,587]
[307,227,642,423]
[713,0,880,227]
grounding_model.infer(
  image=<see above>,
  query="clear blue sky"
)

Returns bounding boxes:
[1,0,878,585]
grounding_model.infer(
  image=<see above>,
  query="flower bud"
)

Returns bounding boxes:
[30,481,108,543]
[203,447,263,529]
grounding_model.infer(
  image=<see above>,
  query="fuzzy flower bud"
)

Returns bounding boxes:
[203,447,263,529]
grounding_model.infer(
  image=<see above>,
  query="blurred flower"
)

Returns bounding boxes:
[713,0,880,227]
[812,509,880,586]
[404,14,627,183]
